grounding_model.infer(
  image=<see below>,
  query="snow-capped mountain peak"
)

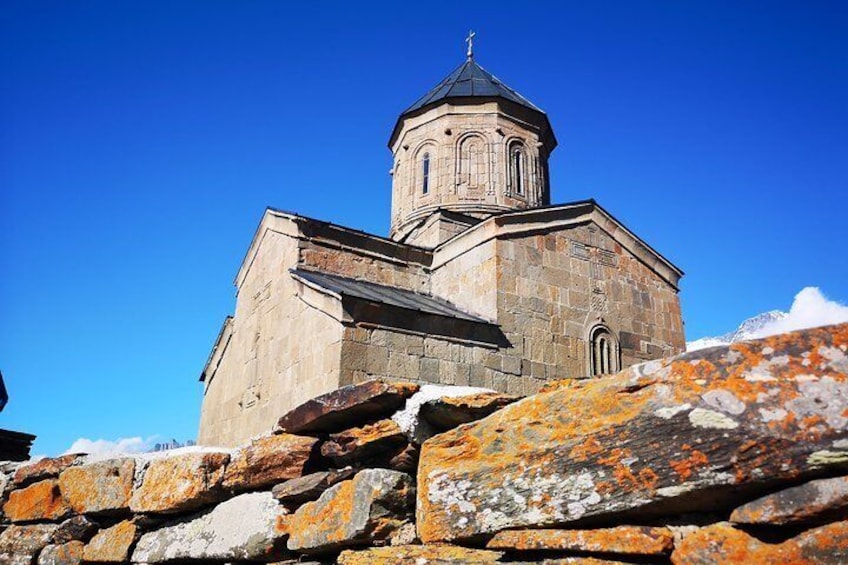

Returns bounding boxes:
[686,310,788,352]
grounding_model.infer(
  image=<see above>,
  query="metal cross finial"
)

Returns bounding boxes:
[465,30,476,59]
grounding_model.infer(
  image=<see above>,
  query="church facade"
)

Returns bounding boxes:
[198,53,685,446]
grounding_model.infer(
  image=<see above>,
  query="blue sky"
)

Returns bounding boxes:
[2,1,846,456]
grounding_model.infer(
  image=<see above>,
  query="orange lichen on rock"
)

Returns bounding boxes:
[320,419,407,466]
[59,458,135,515]
[671,520,848,565]
[486,526,674,556]
[337,544,504,564]
[129,451,230,514]
[13,454,83,487]
[222,433,317,492]
[3,478,71,523]
[731,475,848,526]
[417,323,848,544]
[83,520,137,562]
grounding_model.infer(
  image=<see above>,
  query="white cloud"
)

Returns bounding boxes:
[63,436,158,458]
[750,287,848,339]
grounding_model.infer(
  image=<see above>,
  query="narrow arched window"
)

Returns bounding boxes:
[589,326,619,376]
[512,147,524,195]
[421,152,430,194]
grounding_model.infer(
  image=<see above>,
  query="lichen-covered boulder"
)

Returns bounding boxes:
[13,454,84,488]
[130,450,229,514]
[276,379,419,434]
[131,492,291,562]
[730,474,848,526]
[486,526,674,556]
[0,524,58,565]
[4,478,71,522]
[671,521,848,564]
[223,434,318,492]
[37,541,84,565]
[320,419,407,466]
[59,458,135,515]
[82,520,138,562]
[52,515,99,544]
[287,469,415,554]
[418,324,848,542]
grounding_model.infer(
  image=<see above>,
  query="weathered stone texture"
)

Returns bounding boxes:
[671,521,848,564]
[287,469,415,554]
[731,474,848,526]
[320,419,407,466]
[421,392,520,430]
[222,433,318,492]
[417,324,848,543]
[0,524,58,565]
[130,451,229,514]
[58,458,135,515]
[4,478,71,523]
[337,544,505,564]
[131,492,290,562]
[82,520,137,562]
[276,379,418,434]
[272,467,355,506]
[13,454,83,487]
[486,526,674,556]
[37,542,84,565]
[52,515,98,544]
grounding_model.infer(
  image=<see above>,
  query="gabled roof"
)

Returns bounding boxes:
[290,269,490,324]
[402,58,543,116]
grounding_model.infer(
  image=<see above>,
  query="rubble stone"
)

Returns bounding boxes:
[13,455,83,487]
[223,434,318,492]
[58,458,135,515]
[731,474,848,526]
[37,542,84,565]
[287,469,415,554]
[337,545,504,564]
[671,520,848,564]
[82,520,137,562]
[486,526,674,555]
[52,515,99,544]
[421,392,519,430]
[276,379,419,434]
[131,492,291,562]
[0,524,58,565]
[4,478,71,522]
[418,324,848,542]
[272,467,355,506]
[129,451,229,514]
[320,419,407,466]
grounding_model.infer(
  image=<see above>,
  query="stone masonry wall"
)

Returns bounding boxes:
[2,323,846,564]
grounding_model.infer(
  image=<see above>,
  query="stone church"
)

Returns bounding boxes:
[198,50,686,446]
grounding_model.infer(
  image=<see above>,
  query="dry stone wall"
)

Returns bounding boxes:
[2,323,847,564]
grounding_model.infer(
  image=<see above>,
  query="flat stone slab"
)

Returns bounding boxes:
[13,454,84,487]
[287,469,415,554]
[37,541,84,565]
[320,419,407,466]
[337,545,504,564]
[672,521,848,564]
[421,392,520,430]
[0,524,58,565]
[223,433,318,492]
[130,451,230,514]
[276,379,419,434]
[59,458,135,515]
[132,492,291,562]
[731,474,848,526]
[272,467,355,506]
[4,478,71,523]
[418,324,848,543]
[486,526,674,556]
[83,520,137,562]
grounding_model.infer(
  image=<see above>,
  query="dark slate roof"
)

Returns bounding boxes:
[290,269,490,324]
[402,58,543,116]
